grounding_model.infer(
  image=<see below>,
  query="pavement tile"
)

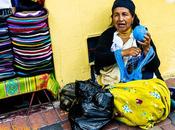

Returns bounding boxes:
[118,123,141,130]
[61,120,71,130]
[156,118,172,127]
[28,112,46,129]
[165,78,175,87]
[169,112,175,126]
[11,116,30,130]
[43,109,59,125]
[56,108,69,121]
[149,126,162,130]
[102,120,120,130]
[117,123,130,130]
[0,121,12,130]
[1,101,175,130]
[160,124,175,130]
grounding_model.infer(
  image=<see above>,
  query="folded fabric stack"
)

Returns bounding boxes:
[7,9,54,76]
[0,9,15,80]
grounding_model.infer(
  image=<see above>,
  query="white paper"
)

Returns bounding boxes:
[0,0,12,9]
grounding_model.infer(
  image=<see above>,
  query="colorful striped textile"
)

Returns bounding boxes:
[0,73,60,99]
[7,8,54,76]
[7,9,48,25]
[0,9,15,80]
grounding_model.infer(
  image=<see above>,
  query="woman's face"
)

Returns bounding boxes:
[112,7,134,33]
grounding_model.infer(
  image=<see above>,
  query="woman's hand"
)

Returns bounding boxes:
[137,33,151,54]
[122,47,141,57]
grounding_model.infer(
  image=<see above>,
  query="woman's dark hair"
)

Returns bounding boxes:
[132,14,140,29]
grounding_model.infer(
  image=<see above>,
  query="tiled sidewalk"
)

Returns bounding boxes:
[0,78,175,130]
[0,102,71,130]
[0,101,175,130]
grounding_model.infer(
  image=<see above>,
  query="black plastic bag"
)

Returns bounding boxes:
[69,80,114,130]
[169,87,175,110]
[60,82,76,112]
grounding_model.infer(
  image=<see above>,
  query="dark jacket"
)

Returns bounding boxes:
[94,26,163,80]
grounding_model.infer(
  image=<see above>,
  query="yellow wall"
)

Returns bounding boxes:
[46,0,175,86]
[45,0,114,86]
[134,0,175,79]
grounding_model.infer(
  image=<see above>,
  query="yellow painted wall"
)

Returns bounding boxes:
[134,0,175,79]
[45,0,175,86]
[45,0,114,86]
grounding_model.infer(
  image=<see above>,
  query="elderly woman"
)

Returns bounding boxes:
[94,0,170,129]
[95,0,162,85]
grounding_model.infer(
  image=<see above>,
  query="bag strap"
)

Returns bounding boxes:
[114,46,155,82]
[114,49,129,82]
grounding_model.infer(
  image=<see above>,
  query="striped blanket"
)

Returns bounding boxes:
[0,73,59,99]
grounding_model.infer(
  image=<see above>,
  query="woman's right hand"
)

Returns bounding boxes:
[121,47,141,57]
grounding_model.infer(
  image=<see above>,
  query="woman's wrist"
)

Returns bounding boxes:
[121,50,126,56]
[143,46,150,54]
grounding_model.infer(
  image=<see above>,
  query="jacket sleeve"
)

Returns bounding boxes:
[143,40,160,71]
[94,28,116,74]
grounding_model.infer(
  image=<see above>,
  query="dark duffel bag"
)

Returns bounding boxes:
[60,82,76,112]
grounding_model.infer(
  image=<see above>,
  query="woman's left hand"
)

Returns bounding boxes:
[137,33,151,54]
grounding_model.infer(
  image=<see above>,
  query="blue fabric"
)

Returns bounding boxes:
[11,0,19,7]
[142,71,154,79]
[114,46,155,82]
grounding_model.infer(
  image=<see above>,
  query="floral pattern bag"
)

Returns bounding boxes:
[106,78,170,129]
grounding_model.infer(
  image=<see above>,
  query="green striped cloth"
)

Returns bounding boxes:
[0,73,60,99]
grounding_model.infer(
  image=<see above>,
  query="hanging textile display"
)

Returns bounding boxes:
[7,9,54,76]
[0,0,60,101]
[0,8,15,80]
